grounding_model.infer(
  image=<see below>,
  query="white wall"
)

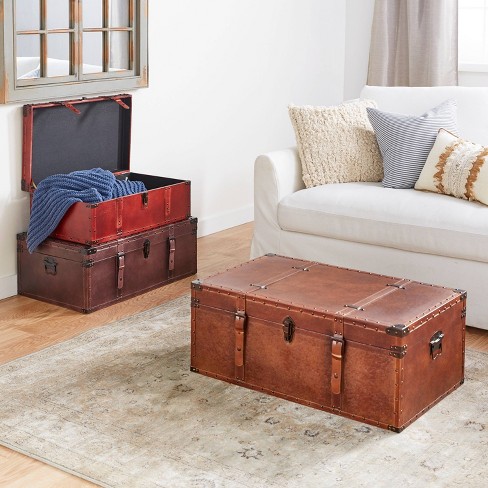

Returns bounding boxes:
[131,0,345,237]
[344,0,375,100]
[0,0,346,300]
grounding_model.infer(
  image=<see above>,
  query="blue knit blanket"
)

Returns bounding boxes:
[27,168,147,253]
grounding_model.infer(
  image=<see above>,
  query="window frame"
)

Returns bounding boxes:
[0,0,148,104]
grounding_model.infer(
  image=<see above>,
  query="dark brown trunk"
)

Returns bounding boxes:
[18,218,197,313]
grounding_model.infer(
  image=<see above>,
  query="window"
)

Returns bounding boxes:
[459,0,488,71]
[0,0,148,103]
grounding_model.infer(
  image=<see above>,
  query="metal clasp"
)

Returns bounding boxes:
[282,316,295,343]
[142,192,149,207]
[143,239,151,259]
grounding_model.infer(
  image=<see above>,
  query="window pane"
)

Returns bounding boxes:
[460,0,485,7]
[16,0,40,31]
[110,31,130,71]
[83,32,103,73]
[459,7,486,64]
[110,0,130,28]
[46,0,70,29]
[84,0,103,28]
[47,33,70,77]
[16,35,41,79]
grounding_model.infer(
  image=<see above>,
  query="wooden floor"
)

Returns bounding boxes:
[0,221,487,486]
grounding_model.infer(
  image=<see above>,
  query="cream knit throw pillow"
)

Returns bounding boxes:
[289,100,383,188]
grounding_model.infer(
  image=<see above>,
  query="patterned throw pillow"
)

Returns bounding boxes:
[367,99,458,189]
[415,129,488,205]
[288,100,383,188]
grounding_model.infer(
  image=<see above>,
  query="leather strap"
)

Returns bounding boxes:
[234,295,246,381]
[116,243,125,295]
[331,314,345,409]
[168,226,175,274]
[331,335,344,396]
[164,187,172,218]
[116,197,123,235]
[60,102,81,114]
[111,96,130,110]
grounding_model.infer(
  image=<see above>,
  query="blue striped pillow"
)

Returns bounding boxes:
[367,99,458,189]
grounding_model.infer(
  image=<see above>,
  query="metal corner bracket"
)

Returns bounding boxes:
[191,279,202,290]
[386,324,410,337]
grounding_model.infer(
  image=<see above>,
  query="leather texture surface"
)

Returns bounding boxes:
[191,254,466,431]
[17,218,197,313]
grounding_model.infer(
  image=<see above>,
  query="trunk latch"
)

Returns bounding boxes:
[282,316,295,343]
[143,239,151,259]
[142,192,148,207]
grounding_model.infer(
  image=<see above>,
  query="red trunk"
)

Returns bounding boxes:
[22,95,191,245]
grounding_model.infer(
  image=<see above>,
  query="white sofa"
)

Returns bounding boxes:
[251,86,488,331]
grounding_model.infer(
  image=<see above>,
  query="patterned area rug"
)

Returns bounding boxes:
[0,296,487,487]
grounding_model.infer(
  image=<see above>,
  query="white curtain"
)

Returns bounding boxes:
[367,0,458,86]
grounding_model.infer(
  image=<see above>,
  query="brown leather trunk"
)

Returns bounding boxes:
[22,95,191,245]
[190,254,466,432]
[18,218,197,313]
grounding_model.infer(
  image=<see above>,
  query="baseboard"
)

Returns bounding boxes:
[0,274,17,301]
[197,205,253,238]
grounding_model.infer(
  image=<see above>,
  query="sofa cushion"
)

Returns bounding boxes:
[278,182,488,263]
[415,129,488,205]
[288,100,383,188]
[367,99,458,189]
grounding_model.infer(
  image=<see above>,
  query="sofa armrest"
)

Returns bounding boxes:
[251,147,304,258]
